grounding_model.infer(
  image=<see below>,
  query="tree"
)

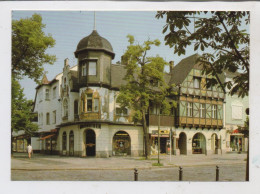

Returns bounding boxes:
[156,11,249,97]
[11,77,38,136]
[12,13,56,83]
[117,35,176,159]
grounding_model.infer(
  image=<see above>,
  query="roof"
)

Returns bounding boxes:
[169,54,200,85]
[169,54,225,85]
[111,64,127,88]
[75,30,115,59]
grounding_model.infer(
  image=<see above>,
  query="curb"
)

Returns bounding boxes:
[11,162,246,171]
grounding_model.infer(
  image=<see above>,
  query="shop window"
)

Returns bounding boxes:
[212,105,217,119]
[186,102,193,117]
[89,61,97,76]
[62,132,67,151]
[200,103,206,118]
[193,77,201,89]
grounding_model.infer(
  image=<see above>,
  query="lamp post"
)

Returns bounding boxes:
[157,103,161,164]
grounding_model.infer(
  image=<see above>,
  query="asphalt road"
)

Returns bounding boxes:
[11,163,246,181]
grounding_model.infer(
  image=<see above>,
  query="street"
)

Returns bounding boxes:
[12,164,245,181]
[11,153,247,181]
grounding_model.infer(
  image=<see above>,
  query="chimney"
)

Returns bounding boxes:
[169,61,174,73]
[64,58,69,67]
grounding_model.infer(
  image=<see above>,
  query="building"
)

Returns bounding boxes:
[32,30,143,157]
[148,54,227,155]
[224,72,249,152]
[15,29,248,157]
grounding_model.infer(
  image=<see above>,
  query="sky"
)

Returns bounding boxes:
[12,11,204,100]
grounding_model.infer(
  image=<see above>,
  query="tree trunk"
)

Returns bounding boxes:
[246,141,249,181]
[142,109,150,159]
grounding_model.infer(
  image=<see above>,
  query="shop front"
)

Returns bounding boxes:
[230,129,244,152]
[151,130,171,154]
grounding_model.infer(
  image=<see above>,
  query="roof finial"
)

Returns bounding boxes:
[94,11,96,31]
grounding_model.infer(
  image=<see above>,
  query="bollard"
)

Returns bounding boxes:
[216,166,219,181]
[179,166,183,181]
[134,168,138,181]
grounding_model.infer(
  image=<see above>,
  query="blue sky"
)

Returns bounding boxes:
[12,11,247,100]
[13,11,201,100]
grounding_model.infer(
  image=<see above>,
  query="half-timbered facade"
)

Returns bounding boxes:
[148,54,228,155]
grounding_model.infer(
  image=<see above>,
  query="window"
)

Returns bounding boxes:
[45,89,49,100]
[62,132,67,151]
[82,63,87,76]
[212,105,217,119]
[53,111,56,124]
[87,94,93,112]
[200,104,206,118]
[186,102,193,117]
[63,99,68,117]
[53,87,56,99]
[46,113,50,125]
[232,105,243,120]
[193,77,201,89]
[94,99,99,112]
[89,61,97,75]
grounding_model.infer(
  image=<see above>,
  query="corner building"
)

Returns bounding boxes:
[34,30,143,157]
[33,30,230,157]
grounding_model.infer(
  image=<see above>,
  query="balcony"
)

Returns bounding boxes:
[178,116,223,129]
[147,114,174,127]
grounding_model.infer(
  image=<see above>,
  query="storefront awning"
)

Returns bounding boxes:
[40,134,55,140]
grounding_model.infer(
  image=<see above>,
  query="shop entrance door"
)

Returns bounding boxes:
[85,129,96,156]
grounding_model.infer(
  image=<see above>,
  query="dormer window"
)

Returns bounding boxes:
[193,77,201,89]
[89,61,97,75]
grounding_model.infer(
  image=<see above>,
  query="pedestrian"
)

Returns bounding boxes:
[27,144,33,159]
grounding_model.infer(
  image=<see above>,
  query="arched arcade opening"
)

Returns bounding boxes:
[112,131,131,156]
[192,133,206,154]
[178,132,187,155]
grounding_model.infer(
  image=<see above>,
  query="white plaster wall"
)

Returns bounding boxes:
[109,125,144,154]
[34,74,62,133]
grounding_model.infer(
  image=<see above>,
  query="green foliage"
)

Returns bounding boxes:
[12,77,38,134]
[12,13,56,83]
[117,35,177,158]
[117,35,177,125]
[156,11,249,97]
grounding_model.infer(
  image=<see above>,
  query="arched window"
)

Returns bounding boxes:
[69,131,74,156]
[62,132,67,151]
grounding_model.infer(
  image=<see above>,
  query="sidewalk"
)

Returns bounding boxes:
[11,152,247,171]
